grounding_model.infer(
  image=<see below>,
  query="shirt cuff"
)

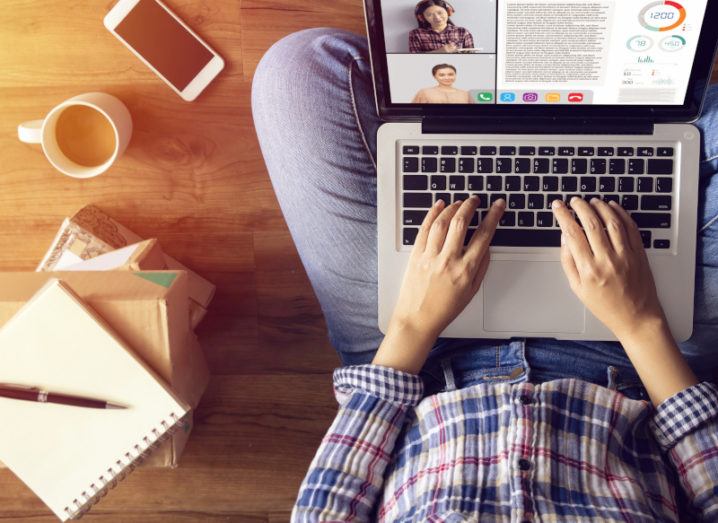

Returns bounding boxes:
[649,381,718,451]
[333,364,424,407]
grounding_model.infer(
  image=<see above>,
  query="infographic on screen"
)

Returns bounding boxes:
[381,0,708,105]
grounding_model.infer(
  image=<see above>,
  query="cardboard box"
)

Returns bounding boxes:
[0,271,209,468]
[63,239,167,272]
[38,205,216,309]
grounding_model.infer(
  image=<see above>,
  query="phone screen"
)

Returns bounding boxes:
[115,0,214,91]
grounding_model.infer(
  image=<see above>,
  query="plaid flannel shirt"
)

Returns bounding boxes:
[292,364,718,522]
[409,26,474,53]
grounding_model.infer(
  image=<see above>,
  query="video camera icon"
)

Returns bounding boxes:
[522,92,538,103]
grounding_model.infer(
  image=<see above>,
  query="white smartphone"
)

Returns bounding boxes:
[104,0,225,102]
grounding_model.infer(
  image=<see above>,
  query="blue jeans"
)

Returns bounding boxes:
[252,28,718,400]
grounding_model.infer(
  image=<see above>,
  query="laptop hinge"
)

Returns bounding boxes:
[422,117,654,136]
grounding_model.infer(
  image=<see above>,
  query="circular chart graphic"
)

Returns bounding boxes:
[627,35,654,52]
[660,35,686,51]
[639,1,686,32]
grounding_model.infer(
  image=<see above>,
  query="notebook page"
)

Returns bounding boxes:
[0,279,189,521]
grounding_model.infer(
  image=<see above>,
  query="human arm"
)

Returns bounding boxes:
[372,196,505,373]
[551,197,698,406]
[291,365,423,522]
[463,29,475,49]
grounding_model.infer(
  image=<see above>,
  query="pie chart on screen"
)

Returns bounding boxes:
[639,1,686,32]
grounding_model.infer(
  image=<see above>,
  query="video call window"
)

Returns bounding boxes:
[381,0,709,106]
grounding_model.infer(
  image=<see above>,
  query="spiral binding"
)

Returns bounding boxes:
[62,411,189,520]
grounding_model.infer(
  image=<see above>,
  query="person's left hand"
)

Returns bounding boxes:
[372,196,505,373]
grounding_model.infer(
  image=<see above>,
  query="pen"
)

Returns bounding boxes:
[0,383,126,410]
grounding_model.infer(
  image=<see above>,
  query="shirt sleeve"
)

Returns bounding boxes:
[649,381,718,521]
[463,29,475,49]
[291,364,424,522]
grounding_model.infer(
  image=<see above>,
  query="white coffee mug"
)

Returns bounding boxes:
[17,92,133,179]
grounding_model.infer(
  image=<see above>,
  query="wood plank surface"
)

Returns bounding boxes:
[0,1,716,521]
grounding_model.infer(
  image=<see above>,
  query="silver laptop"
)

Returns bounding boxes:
[365,0,718,341]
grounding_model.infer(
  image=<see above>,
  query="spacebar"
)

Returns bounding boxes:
[490,229,562,247]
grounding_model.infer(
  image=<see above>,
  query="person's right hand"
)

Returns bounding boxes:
[551,197,667,340]
[439,42,458,53]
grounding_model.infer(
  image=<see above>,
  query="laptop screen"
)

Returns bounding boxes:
[381,0,709,106]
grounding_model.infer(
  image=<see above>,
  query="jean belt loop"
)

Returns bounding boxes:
[441,357,458,392]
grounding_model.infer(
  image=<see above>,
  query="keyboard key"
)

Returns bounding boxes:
[565,194,581,208]
[524,176,540,191]
[486,176,502,191]
[584,194,601,203]
[453,192,469,203]
[519,146,536,155]
[534,158,550,173]
[641,195,672,210]
[509,194,525,209]
[618,177,635,193]
[647,159,673,175]
[579,177,596,192]
[609,159,626,174]
[500,146,516,155]
[545,194,562,209]
[631,213,671,229]
[449,176,465,190]
[461,146,478,156]
[505,176,521,191]
[640,231,652,249]
[528,194,544,210]
[553,159,569,174]
[403,227,419,245]
[572,159,588,174]
[628,159,645,175]
[496,158,512,173]
[422,157,437,172]
[404,175,428,190]
[470,212,479,226]
[480,146,497,155]
[542,176,559,191]
[500,211,516,227]
[536,212,555,228]
[578,147,595,156]
[598,177,615,192]
[472,193,488,208]
[404,193,433,208]
[403,157,419,173]
[618,147,634,156]
[490,193,507,206]
[656,177,673,193]
[459,157,475,173]
[431,175,447,190]
[637,177,653,193]
[403,210,428,225]
[441,146,458,155]
[477,158,493,173]
[637,147,654,157]
[514,158,531,173]
[463,228,475,246]
[440,158,456,172]
[467,176,484,191]
[422,146,438,155]
[491,228,562,246]
[561,177,577,192]
[621,195,638,210]
[590,159,607,174]
[603,194,620,205]
[518,212,534,227]
[598,147,615,156]
[403,145,419,155]
[558,147,575,156]
[653,239,670,249]
[657,147,674,157]
[436,193,451,205]
[538,146,555,156]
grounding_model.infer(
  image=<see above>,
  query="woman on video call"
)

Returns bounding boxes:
[409,0,474,53]
[412,63,471,103]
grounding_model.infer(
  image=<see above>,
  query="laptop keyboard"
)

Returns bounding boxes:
[400,142,675,250]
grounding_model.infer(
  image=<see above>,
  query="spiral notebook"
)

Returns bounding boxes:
[0,279,190,521]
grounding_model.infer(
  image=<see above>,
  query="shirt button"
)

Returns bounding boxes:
[519,394,532,405]
[518,458,532,471]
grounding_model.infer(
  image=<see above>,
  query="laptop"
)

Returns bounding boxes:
[365,0,718,341]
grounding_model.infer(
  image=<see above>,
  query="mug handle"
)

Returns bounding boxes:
[18,120,44,144]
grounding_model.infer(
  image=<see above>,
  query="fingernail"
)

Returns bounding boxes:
[571,196,580,205]
[552,199,563,209]
[608,200,618,207]
[470,195,478,201]
[493,198,505,208]
[433,199,443,208]
[590,197,599,204]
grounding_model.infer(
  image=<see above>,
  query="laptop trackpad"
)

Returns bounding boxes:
[483,261,585,333]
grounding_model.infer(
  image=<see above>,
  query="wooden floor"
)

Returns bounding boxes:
[0,2,717,522]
